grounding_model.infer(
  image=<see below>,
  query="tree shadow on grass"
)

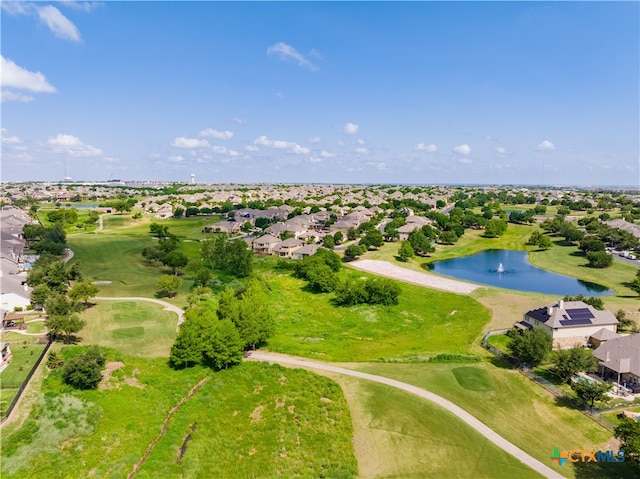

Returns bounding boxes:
[485,356,517,370]
[572,456,636,479]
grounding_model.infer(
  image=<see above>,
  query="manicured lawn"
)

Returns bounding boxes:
[350,362,638,479]
[0,359,357,479]
[25,321,46,334]
[257,259,491,361]
[67,234,193,301]
[100,214,219,241]
[486,333,512,354]
[79,301,178,357]
[36,208,99,234]
[322,371,542,479]
[0,333,47,417]
[530,239,639,297]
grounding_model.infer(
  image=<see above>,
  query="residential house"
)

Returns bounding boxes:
[202,221,241,234]
[252,234,280,255]
[516,300,618,349]
[273,238,305,258]
[290,243,321,259]
[593,334,640,393]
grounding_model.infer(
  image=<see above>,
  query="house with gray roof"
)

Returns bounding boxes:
[273,238,305,258]
[516,300,618,349]
[291,243,320,259]
[593,334,640,393]
[253,234,280,255]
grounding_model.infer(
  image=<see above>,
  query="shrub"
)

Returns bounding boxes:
[62,348,105,389]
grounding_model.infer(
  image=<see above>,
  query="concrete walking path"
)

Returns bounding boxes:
[248,351,563,479]
[95,296,185,328]
[349,259,479,294]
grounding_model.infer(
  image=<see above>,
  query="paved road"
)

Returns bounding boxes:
[95,296,185,328]
[248,351,563,479]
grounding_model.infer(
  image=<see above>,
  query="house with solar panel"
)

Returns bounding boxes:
[516,300,618,349]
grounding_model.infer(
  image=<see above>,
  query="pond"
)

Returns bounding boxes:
[427,249,614,296]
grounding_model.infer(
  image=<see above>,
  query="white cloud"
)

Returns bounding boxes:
[310,157,322,163]
[415,143,437,152]
[168,155,184,162]
[60,1,103,12]
[0,56,56,93]
[244,145,259,152]
[1,2,35,15]
[199,128,234,139]
[319,149,336,158]
[48,134,102,157]
[37,5,81,41]
[355,147,369,155]
[343,123,359,135]
[267,42,318,71]
[232,117,247,125]
[453,144,472,155]
[171,137,210,148]
[1,129,22,145]
[253,135,310,154]
[308,136,322,144]
[459,158,473,164]
[1,90,34,103]
[368,162,387,171]
[495,146,506,155]
[536,140,556,151]
[357,139,366,145]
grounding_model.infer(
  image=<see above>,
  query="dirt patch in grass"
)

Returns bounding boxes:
[100,362,125,390]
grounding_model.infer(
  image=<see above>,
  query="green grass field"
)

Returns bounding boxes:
[67,233,193,300]
[530,239,639,297]
[323,372,542,479]
[350,361,638,479]
[0,359,357,479]
[79,301,178,357]
[0,333,47,416]
[36,208,99,234]
[257,258,491,361]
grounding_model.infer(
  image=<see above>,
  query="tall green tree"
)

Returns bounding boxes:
[508,327,552,366]
[407,230,434,255]
[157,275,182,298]
[162,251,189,275]
[68,280,99,306]
[398,241,415,262]
[571,379,612,411]
[551,347,598,382]
[203,319,243,370]
[615,418,640,467]
[170,310,207,368]
[47,314,86,344]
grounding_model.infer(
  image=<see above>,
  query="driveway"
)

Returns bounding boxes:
[248,351,563,479]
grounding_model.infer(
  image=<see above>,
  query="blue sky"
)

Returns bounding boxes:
[2,1,638,186]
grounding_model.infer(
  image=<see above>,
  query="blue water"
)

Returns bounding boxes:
[427,249,614,296]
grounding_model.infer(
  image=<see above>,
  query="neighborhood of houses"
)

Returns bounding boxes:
[202,205,434,258]
[2,182,640,407]
[518,299,640,396]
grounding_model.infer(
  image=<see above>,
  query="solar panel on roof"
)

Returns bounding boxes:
[566,308,594,320]
[559,317,593,327]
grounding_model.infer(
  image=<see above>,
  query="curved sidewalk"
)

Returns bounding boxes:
[248,351,563,479]
[348,259,479,294]
[95,296,184,328]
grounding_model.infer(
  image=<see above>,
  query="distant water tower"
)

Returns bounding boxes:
[190,173,195,184]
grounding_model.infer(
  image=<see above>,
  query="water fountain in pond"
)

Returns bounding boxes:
[497,263,505,273]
